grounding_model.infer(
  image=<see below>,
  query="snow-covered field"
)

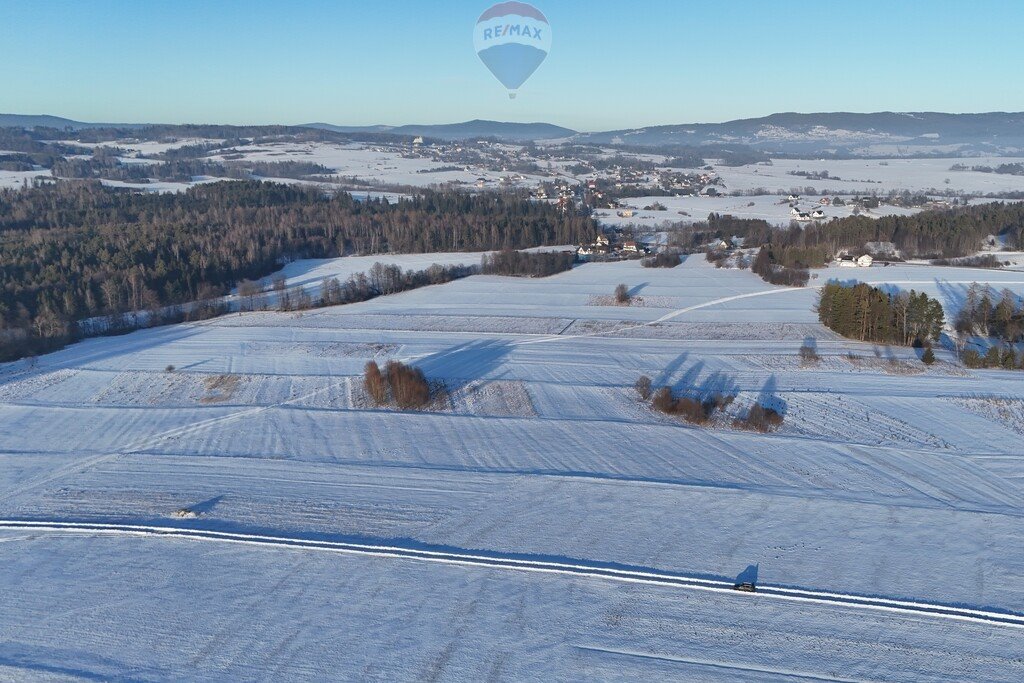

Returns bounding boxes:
[0,168,53,189]
[594,194,929,228]
[2,257,1024,680]
[203,141,562,190]
[713,157,1024,195]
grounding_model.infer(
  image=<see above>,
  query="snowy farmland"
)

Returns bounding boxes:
[2,257,1024,679]
[593,193,929,229]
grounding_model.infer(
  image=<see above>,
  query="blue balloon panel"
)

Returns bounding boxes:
[476,43,548,91]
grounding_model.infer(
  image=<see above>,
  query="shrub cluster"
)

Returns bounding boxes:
[364,360,433,409]
[364,361,388,404]
[961,346,1024,370]
[705,250,729,268]
[385,361,431,409]
[798,343,820,364]
[931,254,1004,269]
[634,375,652,400]
[641,252,682,268]
[650,386,734,425]
[752,247,810,286]
[637,369,784,431]
[733,404,784,432]
[614,284,631,304]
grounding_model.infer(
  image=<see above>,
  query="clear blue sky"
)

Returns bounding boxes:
[1,0,1022,131]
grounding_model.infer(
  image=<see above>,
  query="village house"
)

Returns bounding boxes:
[837,254,874,268]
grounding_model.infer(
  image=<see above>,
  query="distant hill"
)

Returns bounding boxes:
[301,122,396,134]
[6,112,1024,154]
[575,112,1024,155]
[0,114,147,130]
[391,120,576,141]
[305,119,576,142]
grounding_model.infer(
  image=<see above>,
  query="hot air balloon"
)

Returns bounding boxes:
[473,2,551,99]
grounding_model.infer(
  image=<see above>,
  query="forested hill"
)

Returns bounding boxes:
[0,181,596,360]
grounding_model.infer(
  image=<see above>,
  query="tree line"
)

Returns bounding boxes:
[954,283,1024,343]
[687,202,1024,268]
[479,249,575,277]
[954,283,1024,371]
[642,252,682,268]
[0,180,596,360]
[53,154,335,184]
[817,282,944,346]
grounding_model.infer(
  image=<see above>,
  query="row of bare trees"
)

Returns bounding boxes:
[635,373,783,432]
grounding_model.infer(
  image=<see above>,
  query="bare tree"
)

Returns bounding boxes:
[364,361,387,404]
[615,283,631,304]
[635,375,652,400]
[237,280,261,311]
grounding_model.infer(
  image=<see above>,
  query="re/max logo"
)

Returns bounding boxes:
[482,24,543,41]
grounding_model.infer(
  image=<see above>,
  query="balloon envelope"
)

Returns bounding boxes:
[474,2,550,94]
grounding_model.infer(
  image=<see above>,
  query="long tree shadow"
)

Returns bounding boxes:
[0,324,205,389]
[935,278,970,318]
[671,360,705,394]
[653,351,689,389]
[415,339,513,383]
[627,282,649,297]
[189,495,224,515]
[757,374,787,416]
[695,371,739,402]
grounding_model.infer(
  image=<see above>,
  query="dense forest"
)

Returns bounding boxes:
[52,154,335,184]
[0,181,596,360]
[817,282,944,346]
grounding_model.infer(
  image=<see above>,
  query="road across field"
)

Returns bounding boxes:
[3,519,1022,630]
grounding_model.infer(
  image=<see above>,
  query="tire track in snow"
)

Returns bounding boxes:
[513,286,808,347]
[0,373,352,505]
[573,646,875,683]
[398,286,809,363]
[2,520,1022,630]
